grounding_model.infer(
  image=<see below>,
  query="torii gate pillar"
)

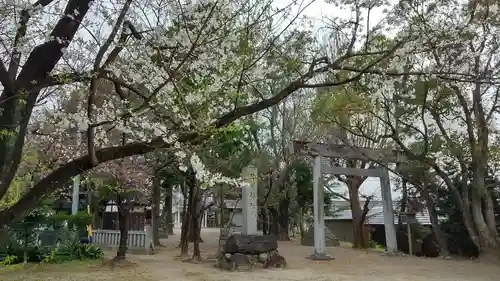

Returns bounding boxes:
[311,156,330,259]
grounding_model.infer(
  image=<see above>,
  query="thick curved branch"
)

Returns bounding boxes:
[0,137,165,225]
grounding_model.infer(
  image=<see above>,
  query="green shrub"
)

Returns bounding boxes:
[0,255,18,267]
[0,237,50,263]
[367,239,385,251]
[1,235,103,264]
[42,242,103,263]
[82,244,104,259]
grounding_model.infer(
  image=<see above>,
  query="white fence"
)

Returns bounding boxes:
[92,226,153,251]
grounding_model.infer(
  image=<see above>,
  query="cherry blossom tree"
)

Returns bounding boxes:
[0,0,417,227]
[90,155,151,261]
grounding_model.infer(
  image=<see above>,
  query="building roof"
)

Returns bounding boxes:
[325,200,433,225]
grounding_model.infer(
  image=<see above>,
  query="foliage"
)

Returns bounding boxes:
[42,243,103,263]
[47,211,92,235]
[201,123,256,178]
[1,209,95,264]
[0,243,48,264]
[0,240,103,265]
[0,255,18,266]
[9,209,48,252]
[288,159,333,215]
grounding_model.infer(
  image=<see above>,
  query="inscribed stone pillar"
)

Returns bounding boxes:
[241,165,258,235]
[379,167,398,253]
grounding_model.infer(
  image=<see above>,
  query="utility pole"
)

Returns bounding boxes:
[71,125,80,215]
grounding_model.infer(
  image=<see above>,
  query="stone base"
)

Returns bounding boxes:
[307,252,335,260]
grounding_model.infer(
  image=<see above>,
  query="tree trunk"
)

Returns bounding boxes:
[189,193,204,243]
[192,183,202,261]
[179,182,191,256]
[116,196,130,260]
[348,180,366,248]
[278,189,290,241]
[421,181,449,257]
[398,179,408,230]
[152,173,161,245]
[160,200,169,237]
[470,196,500,260]
[179,208,191,256]
[166,185,174,235]
[483,190,497,234]
[454,178,481,251]
[260,208,269,235]
[269,208,279,236]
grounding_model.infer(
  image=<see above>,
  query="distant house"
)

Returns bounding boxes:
[325,200,433,244]
[99,199,150,231]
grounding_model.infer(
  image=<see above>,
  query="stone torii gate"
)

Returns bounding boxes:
[292,141,406,260]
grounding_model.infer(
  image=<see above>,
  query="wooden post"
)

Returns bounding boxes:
[402,212,416,256]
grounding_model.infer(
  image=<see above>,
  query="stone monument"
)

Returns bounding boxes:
[241,165,258,235]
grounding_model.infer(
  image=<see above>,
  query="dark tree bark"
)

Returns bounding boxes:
[188,178,203,243]
[348,177,366,248]
[191,182,202,261]
[179,210,191,256]
[189,205,204,243]
[278,192,290,241]
[115,195,131,260]
[165,184,174,235]
[260,209,269,235]
[152,172,161,245]
[179,181,191,256]
[269,208,279,236]
[334,157,370,249]
[421,180,449,257]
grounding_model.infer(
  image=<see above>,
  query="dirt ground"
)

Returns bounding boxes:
[2,228,500,281]
[128,228,500,281]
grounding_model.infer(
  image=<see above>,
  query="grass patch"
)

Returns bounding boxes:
[0,259,155,281]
